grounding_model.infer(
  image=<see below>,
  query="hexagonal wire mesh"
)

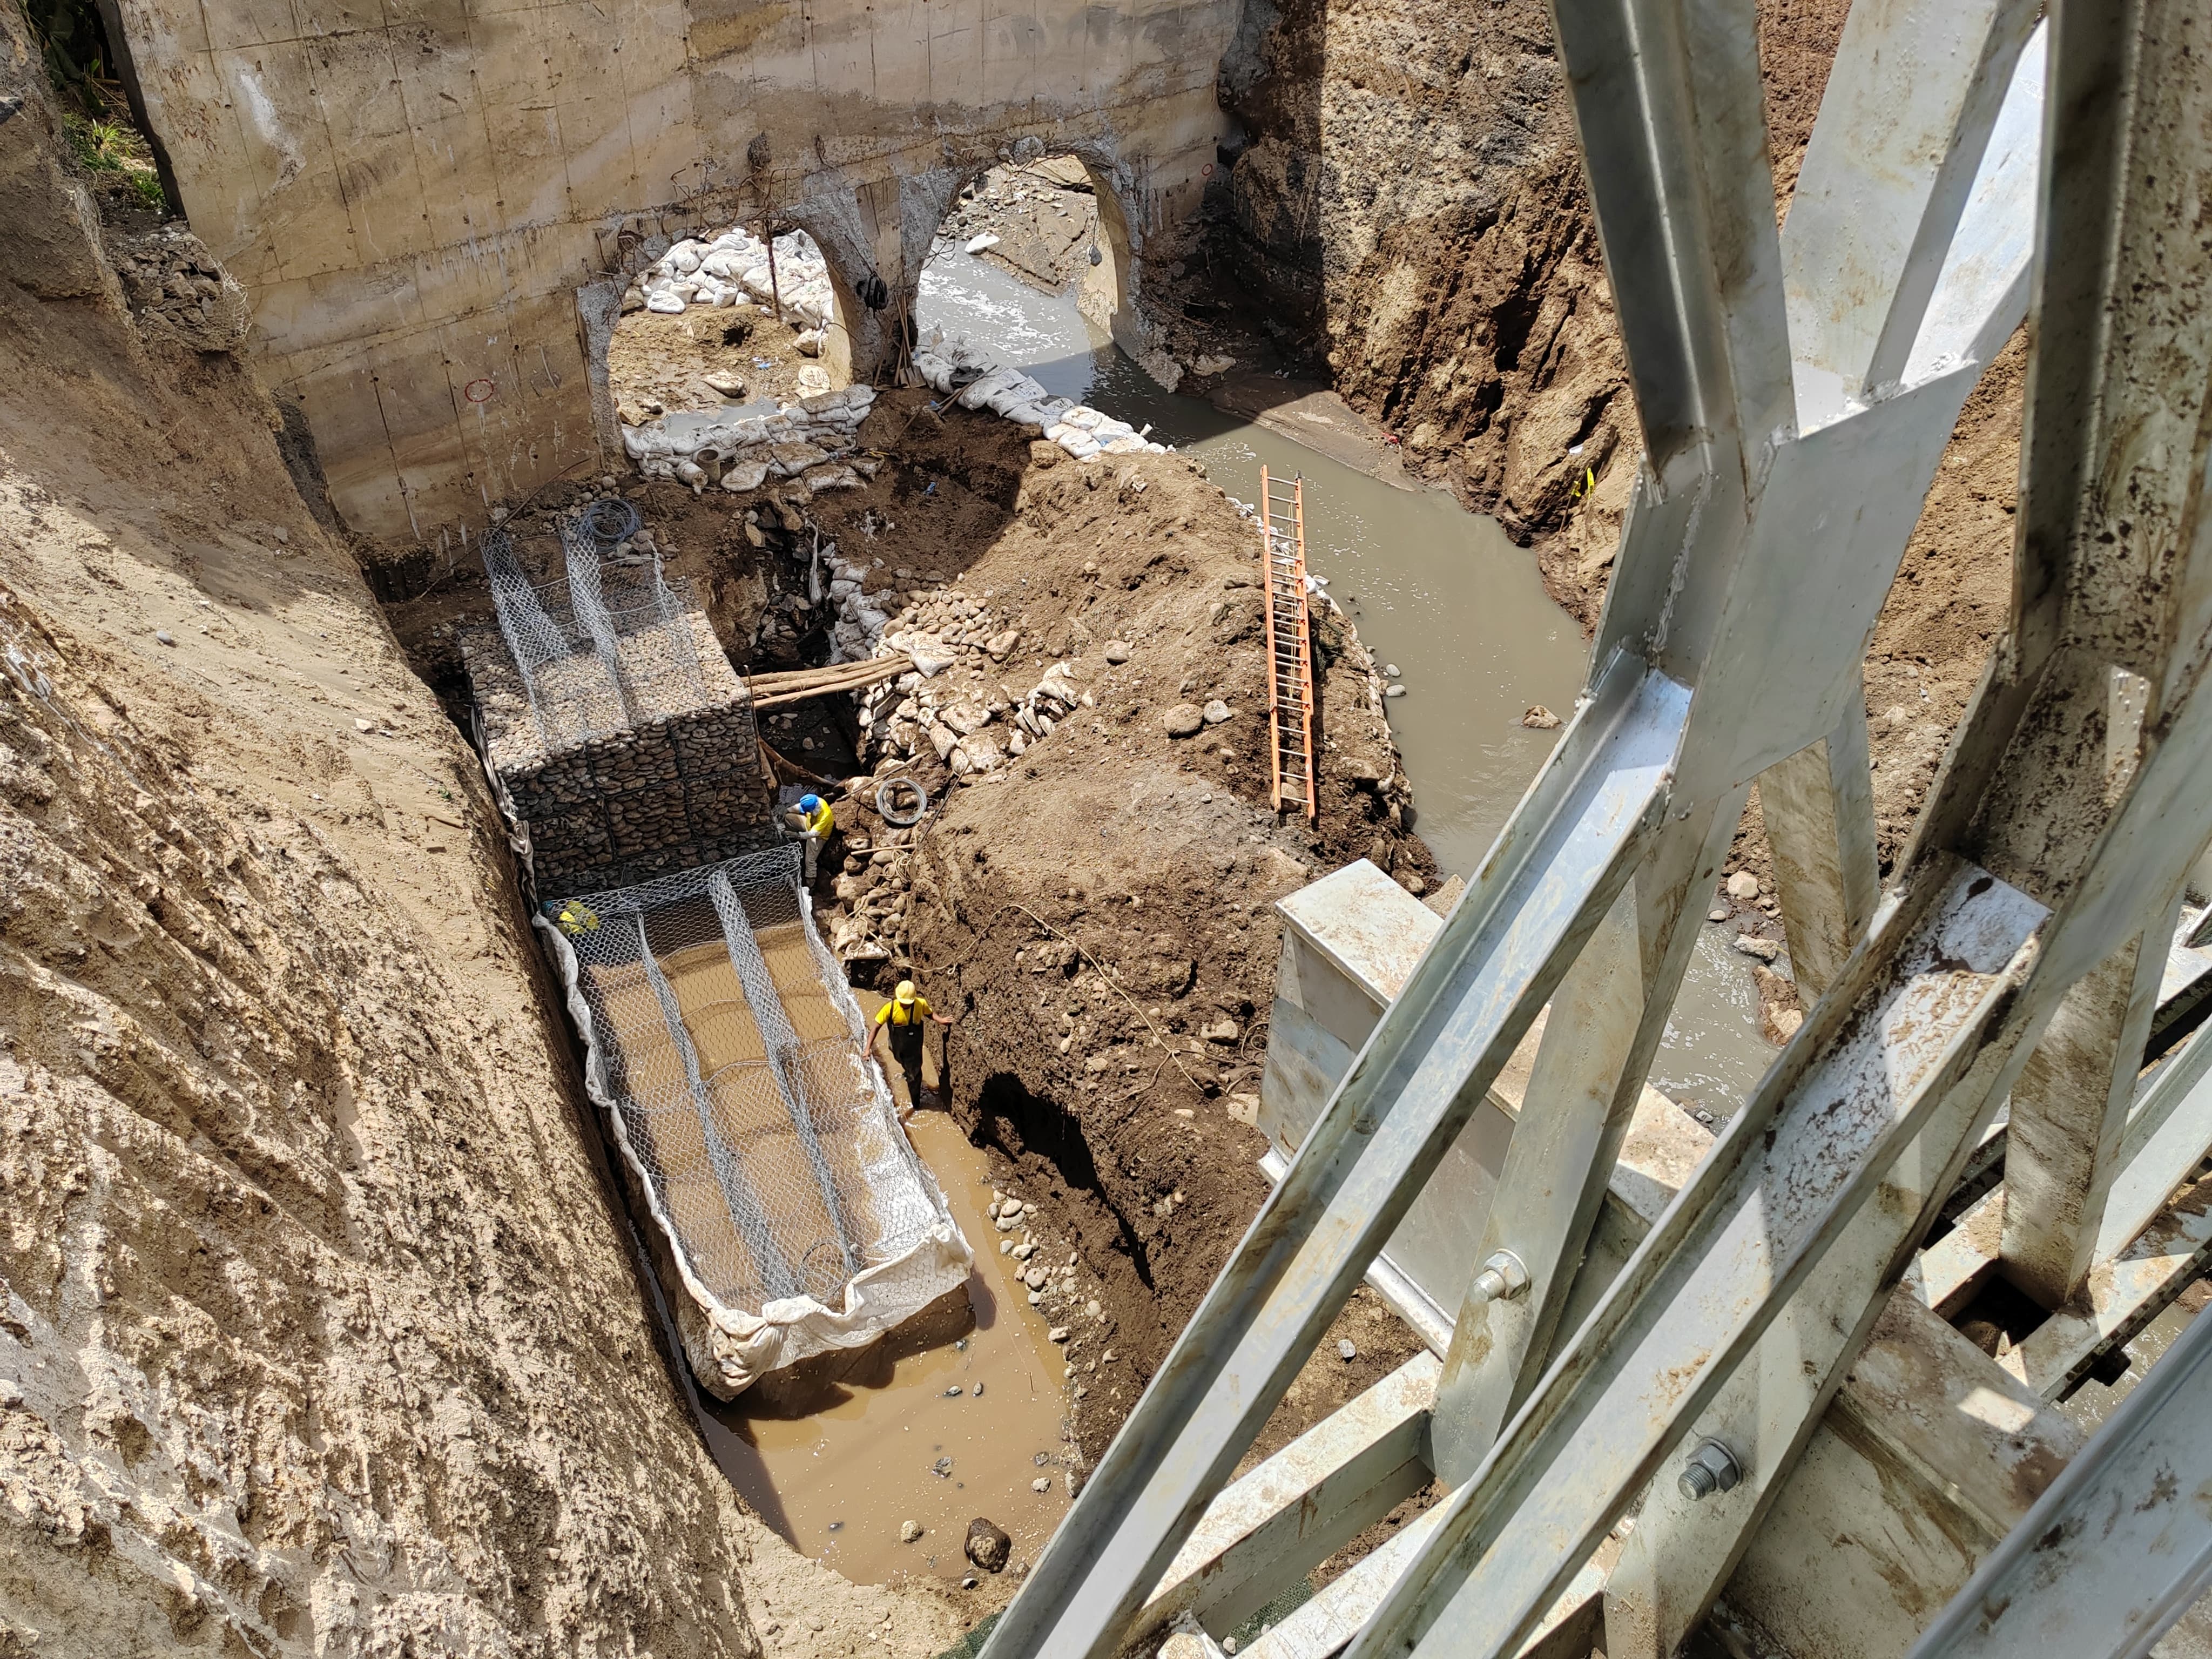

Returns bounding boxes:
[482,499,711,753]
[563,845,948,1313]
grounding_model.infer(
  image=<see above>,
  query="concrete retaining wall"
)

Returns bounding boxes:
[111,0,1237,540]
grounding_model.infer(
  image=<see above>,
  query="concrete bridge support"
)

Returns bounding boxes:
[108,0,1235,542]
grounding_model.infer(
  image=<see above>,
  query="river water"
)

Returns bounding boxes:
[919,247,1779,1116]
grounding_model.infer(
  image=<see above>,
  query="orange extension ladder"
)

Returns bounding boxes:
[1258,467,1318,820]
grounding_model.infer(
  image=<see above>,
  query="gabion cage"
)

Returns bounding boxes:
[562,847,949,1316]
[482,512,714,754]
[467,507,772,897]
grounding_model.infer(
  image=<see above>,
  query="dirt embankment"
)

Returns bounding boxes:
[391,383,1437,1467]
[0,38,958,1658]
[767,404,1435,1458]
[1208,0,2020,902]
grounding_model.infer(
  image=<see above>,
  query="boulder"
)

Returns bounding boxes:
[965,1518,1012,1574]
[1521,704,1561,729]
[1163,703,1205,738]
[1202,699,1232,725]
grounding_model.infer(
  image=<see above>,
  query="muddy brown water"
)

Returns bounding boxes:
[687,990,1074,1587]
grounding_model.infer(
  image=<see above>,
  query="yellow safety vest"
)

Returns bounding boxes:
[875,996,929,1026]
[803,799,834,837]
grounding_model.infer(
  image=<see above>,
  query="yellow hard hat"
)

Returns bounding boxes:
[895,980,916,1004]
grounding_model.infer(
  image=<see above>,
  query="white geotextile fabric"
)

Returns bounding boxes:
[535,902,972,1397]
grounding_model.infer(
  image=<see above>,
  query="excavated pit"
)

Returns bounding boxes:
[4,0,2123,1650]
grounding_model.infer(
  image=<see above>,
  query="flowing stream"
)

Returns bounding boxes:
[919,244,1781,1117]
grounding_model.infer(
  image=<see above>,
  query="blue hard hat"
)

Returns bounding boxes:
[800,793,822,812]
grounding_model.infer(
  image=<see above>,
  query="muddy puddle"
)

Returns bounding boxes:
[919,240,1780,1115]
[686,995,1074,1587]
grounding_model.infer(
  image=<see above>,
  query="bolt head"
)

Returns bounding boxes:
[1678,1437,1742,1501]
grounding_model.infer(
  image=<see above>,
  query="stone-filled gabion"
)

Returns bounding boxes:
[464,610,778,895]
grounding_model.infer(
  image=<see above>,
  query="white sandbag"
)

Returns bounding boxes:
[1058,406,1103,430]
[646,289,686,314]
[1056,433,1101,460]
[965,233,1001,254]
[956,367,1022,410]
[664,240,704,275]
[700,249,746,279]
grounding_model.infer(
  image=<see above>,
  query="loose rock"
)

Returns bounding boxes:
[1163,702,1205,737]
[965,1518,1013,1573]
[900,1520,923,1543]
[1725,871,1761,901]
[1521,704,1561,729]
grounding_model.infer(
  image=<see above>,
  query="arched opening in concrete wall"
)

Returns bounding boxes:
[911,151,1155,404]
[581,221,860,488]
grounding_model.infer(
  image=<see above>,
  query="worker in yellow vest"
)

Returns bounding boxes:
[872,980,953,1115]
[784,791,833,878]
[544,897,599,938]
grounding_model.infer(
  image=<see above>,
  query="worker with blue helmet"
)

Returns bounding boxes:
[785,790,834,878]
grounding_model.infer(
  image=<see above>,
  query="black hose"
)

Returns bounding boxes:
[875,775,928,827]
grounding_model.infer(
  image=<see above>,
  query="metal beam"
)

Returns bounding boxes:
[2000,882,2185,1307]
[979,659,1683,1659]
[1761,693,1879,999]
[1429,794,1745,1483]
[1139,1354,1439,1645]
[1780,0,2040,424]
[1346,861,2053,1659]
[1905,1285,2212,1659]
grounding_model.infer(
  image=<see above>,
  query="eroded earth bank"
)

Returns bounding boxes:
[2,0,2042,1648]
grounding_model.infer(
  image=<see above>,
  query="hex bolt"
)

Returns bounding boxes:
[1469,1250,1530,1304]
[1677,1438,1743,1502]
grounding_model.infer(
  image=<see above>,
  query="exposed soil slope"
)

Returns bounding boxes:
[1215,0,2021,912]
[789,406,1435,1459]
[0,44,956,1658]
[373,376,1434,1469]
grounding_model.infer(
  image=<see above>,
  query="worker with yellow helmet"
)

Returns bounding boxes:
[872,979,953,1115]
[543,897,599,938]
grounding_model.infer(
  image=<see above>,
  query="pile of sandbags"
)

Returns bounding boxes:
[625,226,838,329]
[621,384,878,495]
[907,327,1167,463]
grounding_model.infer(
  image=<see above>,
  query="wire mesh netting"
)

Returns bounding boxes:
[565,846,948,1313]
[483,504,713,753]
